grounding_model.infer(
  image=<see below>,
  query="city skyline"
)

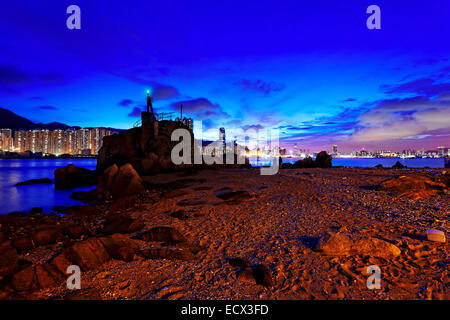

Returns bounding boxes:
[0,127,114,155]
[1,1,450,152]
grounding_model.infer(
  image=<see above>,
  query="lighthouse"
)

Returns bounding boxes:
[142,90,155,126]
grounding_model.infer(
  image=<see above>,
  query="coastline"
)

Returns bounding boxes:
[0,166,448,299]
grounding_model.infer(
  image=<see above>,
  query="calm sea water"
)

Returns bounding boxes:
[0,157,445,215]
[0,159,97,215]
[250,157,445,168]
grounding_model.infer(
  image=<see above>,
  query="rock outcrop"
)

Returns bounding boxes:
[313,232,401,259]
[97,163,146,200]
[282,151,332,169]
[377,175,448,200]
[54,164,97,189]
[97,121,250,176]
[97,121,194,175]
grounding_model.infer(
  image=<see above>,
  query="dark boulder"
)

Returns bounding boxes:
[15,178,52,186]
[29,207,43,216]
[315,151,332,168]
[293,157,315,168]
[62,238,111,271]
[97,163,145,200]
[32,228,62,246]
[12,237,34,252]
[54,164,96,189]
[64,224,88,239]
[70,188,98,203]
[392,161,406,169]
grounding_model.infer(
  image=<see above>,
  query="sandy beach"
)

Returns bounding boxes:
[1,167,448,300]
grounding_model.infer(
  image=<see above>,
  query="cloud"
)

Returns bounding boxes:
[242,124,264,131]
[235,79,285,95]
[151,84,180,100]
[196,110,230,120]
[118,99,134,107]
[38,105,58,110]
[29,96,44,101]
[380,78,450,97]
[352,95,450,142]
[0,65,31,84]
[0,64,68,89]
[169,98,222,114]
[128,107,141,118]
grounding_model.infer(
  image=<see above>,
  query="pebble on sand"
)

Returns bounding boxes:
[426,229,446,243]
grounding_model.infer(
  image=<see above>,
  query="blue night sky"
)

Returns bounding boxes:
[1,0,449,152]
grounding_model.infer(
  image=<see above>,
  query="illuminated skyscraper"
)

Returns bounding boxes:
[219,127,226,155]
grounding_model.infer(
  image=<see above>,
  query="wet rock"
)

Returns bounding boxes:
[0,241,19,278]
[238,264,274,287]
[99,233,141,262]
[377,175,447,200]
[134,227,187,244]
[54,164,96,189]
[313,232,401,259]
[15,178,52,186]
[101,214,144,235]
